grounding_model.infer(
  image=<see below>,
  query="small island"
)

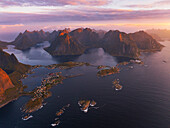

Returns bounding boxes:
[45,61,91,70]
[22,72,73,113]
[51,120,60,127]
[112,79,123,91]
[78,100,97,113]
[97,67,120,77]
[51,104,70,126]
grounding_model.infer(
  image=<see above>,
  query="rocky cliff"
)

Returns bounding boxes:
[0,49,30,85]
[100,30,140,58]
[0,49,31,106]
[45,31,85,56]
[0,68,14,97]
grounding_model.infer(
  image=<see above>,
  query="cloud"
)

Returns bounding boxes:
[0,24,24,29]
[0,8,170,25]
[126,0,170,8]
[0,0,110,7]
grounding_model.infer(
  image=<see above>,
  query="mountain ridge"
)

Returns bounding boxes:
[0,28,164,58]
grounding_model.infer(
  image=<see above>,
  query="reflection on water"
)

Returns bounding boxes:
[4,41,56,65]
[76,48,117,66]
[4,42,119,66]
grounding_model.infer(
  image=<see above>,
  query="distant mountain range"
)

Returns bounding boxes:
[0,28,164,58]
[146,29,170,41]
[11,30,50,50]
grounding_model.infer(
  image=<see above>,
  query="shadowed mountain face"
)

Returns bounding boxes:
[70,28,100,47]
[45,28,163,58]
[0,49,30,105]
[45,30,86,56]
[129,31,164,51]
[100,30,140,58]
[48,30,59,43]
[0,68,14,97]
[11,30,50,50]
[0,48,30,78]
[0,49,19,73]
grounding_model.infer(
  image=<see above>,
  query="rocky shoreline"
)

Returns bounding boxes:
[0,97,19,108]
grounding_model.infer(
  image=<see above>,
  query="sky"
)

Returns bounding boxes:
[0,0,170,40]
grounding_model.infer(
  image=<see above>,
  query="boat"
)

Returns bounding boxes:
[39,105,43,109]
[90,100,96,107]
[115,84,123,91]
[129,66,134,69]
[55,118,59,120]
[81,107,88,113]
[51,120,60,127]
[22,114,33,121]
[56,109,64,116]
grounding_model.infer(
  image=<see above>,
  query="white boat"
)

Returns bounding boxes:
[129,66,133,69]
[39,105,43,109]
[22,115,33,121]
[51,120,60,127]
[115,86,123,91]
[51,123,57,127]
[90,101,96,107]
[90,104,95,107]
[81,107,88,113]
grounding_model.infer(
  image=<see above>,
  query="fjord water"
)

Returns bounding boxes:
[0,41,170,128]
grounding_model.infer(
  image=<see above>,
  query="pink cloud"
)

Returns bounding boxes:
[0,9,170,25]
[0,0,110,7]
[126,0,170,8]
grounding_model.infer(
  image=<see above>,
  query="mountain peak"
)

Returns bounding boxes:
[58,29,70,36]
[24,30,30,33]
[84,28,93,32]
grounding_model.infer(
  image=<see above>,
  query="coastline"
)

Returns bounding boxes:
[0,97,19,109]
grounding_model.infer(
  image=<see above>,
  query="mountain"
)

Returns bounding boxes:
[0,48,30,84]
[48,30,59,43]
[70,28,100,47]
[0,49,31,106]
[11,30,50,50]
[93,29,107,38]
[0,41,8,49]
[45,31,86,56]
[148,33,163,41]
[0,68,14,100]
[45,28,163,58]
[0,49,30,106]
[0,49,19,73]
[129,31,164,51]
[100,30,140,58]
[146,29,170,40]
[8,28,164,58]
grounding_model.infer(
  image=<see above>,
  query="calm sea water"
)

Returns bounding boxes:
[0,41,170,128]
